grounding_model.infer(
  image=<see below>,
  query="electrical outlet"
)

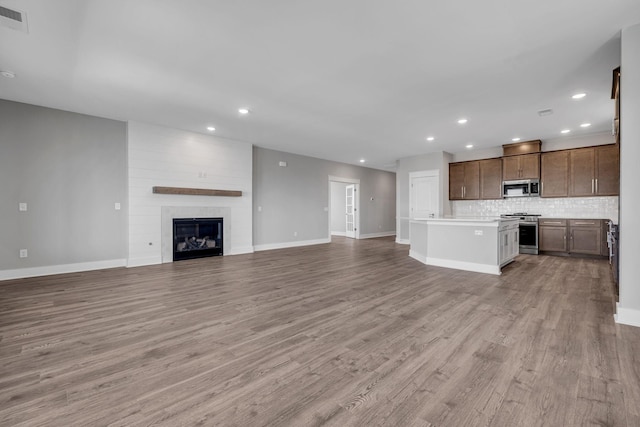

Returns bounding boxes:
[474,230,483,236]
[294,231,298,237]
[258,206,262,212]
[19,203,27,211]
[114,202,121,210]
[19,249,28,258]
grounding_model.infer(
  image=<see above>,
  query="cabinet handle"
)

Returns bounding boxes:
[591,178,594,194]
[595,178,598,193]
[541,181,544,194]
[574,221,595,225]
[544,221,563,224]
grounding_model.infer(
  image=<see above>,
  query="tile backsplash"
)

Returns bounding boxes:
[452,196,619,222]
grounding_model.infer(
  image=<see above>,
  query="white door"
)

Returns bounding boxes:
[410,173,439,219]
[345,184,356,238]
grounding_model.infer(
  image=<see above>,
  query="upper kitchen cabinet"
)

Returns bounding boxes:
[479,158,503,199]
[503,153,540,180]
[569,144,619,197]
[502,140,541,180]
[541,150,569,197]
[449,161,479,200]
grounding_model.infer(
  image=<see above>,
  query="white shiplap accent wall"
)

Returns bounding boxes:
[127,121,253,266]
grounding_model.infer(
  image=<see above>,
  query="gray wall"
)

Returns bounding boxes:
[253,147,396,246]
[0,99,127,270]
[330,181,348,233]
[396,151,453,241]
[619,23,640,319]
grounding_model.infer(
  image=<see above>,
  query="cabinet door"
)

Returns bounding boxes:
[541,151,569,197]
[449,163,465,200]
[520,154,540,179]
[502,156,521,180]
[569,148,595,196]
[479,158,502,199]
[463,161,480,200]
[570,227,602,255]
[539,226,567,252]
[595,144,619,196]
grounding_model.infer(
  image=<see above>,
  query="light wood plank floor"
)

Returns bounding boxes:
[1,237,639,426]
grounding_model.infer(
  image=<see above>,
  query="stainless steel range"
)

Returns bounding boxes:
[500,213,541,254]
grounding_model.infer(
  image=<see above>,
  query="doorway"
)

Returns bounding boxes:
[329,176,360,240]
[409,170,439,219]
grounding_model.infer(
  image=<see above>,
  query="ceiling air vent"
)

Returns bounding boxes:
[537,108,553,117]
[0,5,29,33]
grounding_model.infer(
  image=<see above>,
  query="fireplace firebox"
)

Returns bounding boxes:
[173,217,223,261]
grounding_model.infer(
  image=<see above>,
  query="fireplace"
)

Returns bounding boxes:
[173,217,223,261]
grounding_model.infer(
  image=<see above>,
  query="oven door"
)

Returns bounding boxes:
[518,222,538,254]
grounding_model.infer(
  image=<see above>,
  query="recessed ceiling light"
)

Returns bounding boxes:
[206,126,215,132]
[512,137,521,142]
[457,118,468,124]
[561,129,571,134]
[426,136,435,141]
[465,144,473,149]
[238,108,250,115]
[0,70,16,78]
[572,93,586,99]
[359,159,365,163]
[580,123,591,128]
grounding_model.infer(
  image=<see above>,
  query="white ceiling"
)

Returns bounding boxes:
[1,1,639,171]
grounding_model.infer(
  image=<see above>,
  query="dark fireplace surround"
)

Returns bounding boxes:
[173,217,223,261]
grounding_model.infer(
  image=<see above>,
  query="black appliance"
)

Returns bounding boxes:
[607,220,619,296]
[500,213,541,254]
[502,179,540,198]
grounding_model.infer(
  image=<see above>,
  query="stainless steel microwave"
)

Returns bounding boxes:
[502,179,540,198]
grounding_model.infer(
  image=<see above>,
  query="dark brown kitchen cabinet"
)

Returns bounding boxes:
[539,219,568,252]
[479,158,502,199]
[568,219,602,255]
[502,153,540,180]
[539,218,606,256]
[541,150,569,197]
[569,144,619,197]
[449,161,479,200]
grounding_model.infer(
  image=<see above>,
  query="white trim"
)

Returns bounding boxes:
[254,238,331,252]
[328,175,360,184]
[359,231,396,239]
[396,238,410,245]
[425,257,502,276]
[127,256,162,267]
[228,246,255,255]
[409,249,427,263]
[331,231,347,236]
[0,259,127,281]
[615,304,640,328]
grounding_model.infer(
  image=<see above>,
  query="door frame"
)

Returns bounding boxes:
[328,176,360,240]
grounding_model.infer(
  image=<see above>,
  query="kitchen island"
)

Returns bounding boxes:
[409,217,520,275]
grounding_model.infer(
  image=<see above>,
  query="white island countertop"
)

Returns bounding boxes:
[409,217,520,275]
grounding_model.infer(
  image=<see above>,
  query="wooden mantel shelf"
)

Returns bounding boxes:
[152,186,242,197]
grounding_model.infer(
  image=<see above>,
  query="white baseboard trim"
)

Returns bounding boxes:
[409,250,427,263]
[425,256,501,276]
[331,231,346,236]
[396,238,410,245]
[127,256,162,268]
[615,305,640,328]
[359,232,396,239]
[0,259,127,281]
[254,238,331,252]
[228,246,255,255]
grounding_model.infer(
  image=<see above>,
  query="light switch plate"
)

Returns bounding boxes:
[19,203,27,211]
[115,202,121,210]
[19,249,28,258]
